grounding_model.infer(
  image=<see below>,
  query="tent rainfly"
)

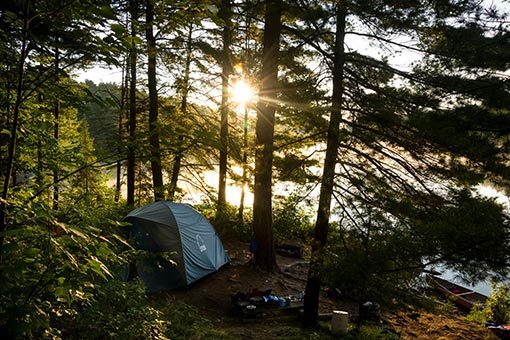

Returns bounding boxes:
[123,201,230,293]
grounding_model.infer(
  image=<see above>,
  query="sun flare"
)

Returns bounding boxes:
[231,79,255,105]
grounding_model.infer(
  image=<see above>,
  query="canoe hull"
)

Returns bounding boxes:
[425,274,487,310]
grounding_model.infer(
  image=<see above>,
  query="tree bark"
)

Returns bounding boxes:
[238,105,248,222]
[217,0,233,218]
[302,4,346,327]
[115,54,129,202]
[127,0,138,206]
[146,0,164,201]
[53,45,60,211]
[252,0,282,272]
[0,0,30,252]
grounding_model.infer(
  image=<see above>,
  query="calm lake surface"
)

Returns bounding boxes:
[438,269,492,296]
[430,263,510,297]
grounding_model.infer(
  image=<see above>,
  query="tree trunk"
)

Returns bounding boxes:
[169,22,194,200]
[252,0,282,272]
[146,0,164,201]
[0,1,29,252]
[53,45,60,211]
[127,0,138,206]
[238,105,248,222]
[115,54,129,202]
[302,4,346,327]
[217,0,233,218]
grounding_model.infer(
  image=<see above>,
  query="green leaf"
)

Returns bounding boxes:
[55,286,69,303]
[33,305,50,329]
[123,36,143,46]
[111,233,132,248]
[0,228,22,237]
[68,227,89,240]
[97,5,116,20]
[25,248,41,256]
[64,250,79,268]
[110,23,126,36]
[88,256,112,279]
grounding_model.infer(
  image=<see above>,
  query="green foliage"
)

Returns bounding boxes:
[409,105,510,184]
[437,299,456,315]
[78,81,121,157]
[273,193,315,242]
[323,184,510,306]
[416,189,510,281]
[466,302,486,324]
[195,200,251,239]
[155,302,230,340]
[468,282,510,326]
[341,325,399,340]
[0,0,508,336]
[59,279,169,340]
[273,151,321,185]
[485,282,510,325]
[0,193,131,338]
[323,202,421,303]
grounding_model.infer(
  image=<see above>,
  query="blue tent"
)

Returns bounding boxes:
[123,201,230,293]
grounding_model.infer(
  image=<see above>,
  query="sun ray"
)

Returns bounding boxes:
[231,79,255,106]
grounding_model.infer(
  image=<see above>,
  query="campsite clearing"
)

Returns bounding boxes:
[150,238,499,339]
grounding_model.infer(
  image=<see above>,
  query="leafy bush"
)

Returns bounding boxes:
[195,200,252,239]
[0,193,133,338]
[341,324,399,340]
[150,300,230,340]
[273,194,314,242]
[322,224,420,304]
[485,282,510,325]
[60,279,169,339]
[468,281,510,326]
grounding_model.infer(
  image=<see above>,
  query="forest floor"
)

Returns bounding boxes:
[151,237,499,339]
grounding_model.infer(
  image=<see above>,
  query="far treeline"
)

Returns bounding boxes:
[1,0,509,337]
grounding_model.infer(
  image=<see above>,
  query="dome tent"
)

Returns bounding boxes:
[123,201,230,293]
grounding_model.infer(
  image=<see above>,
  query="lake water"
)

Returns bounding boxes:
[428,262,510,297]
[438,269,493,296]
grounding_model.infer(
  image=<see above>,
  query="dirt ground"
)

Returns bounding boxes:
[156,238,499,339]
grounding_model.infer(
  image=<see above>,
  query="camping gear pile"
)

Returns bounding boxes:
[231,288,304,318]
[486,322,510,340]
[123,201,230,293]
[360,301,381,323]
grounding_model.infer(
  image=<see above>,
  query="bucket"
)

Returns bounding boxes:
[331,310,349,335]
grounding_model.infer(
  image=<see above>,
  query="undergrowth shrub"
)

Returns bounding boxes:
[342,324,399,340]
[273,194,314,242]
[468,281,510,326]
[151,300,230,340]
[60,279,168,339]
[485,282,510,325]
[195,199,252,240]
[0,193,134,338]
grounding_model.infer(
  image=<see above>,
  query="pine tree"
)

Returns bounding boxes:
[291,0,510,326]
[252,0,283,272]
